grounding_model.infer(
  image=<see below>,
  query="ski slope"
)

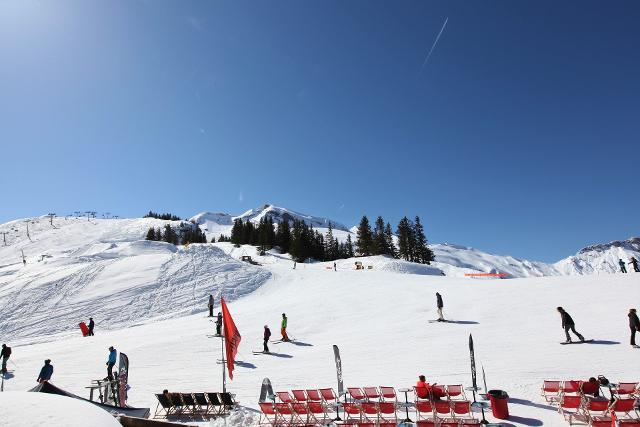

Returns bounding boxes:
[3,256,639,427]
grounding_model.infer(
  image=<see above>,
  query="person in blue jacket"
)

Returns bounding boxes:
[37,359,53,383]
[106,346,117,380]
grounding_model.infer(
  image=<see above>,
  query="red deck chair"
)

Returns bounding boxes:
[446,384,466,401]
[273,403,295,426]
[618,421,640,426]
[461,421,482,427]
[614,383,639,397]
[306,389,323,402]
[348,387,367,402]
[378,402,397,425]
[291,390,307,402]
[359,402,378,422]
[434,400,452,418]
[440,422,461,427]
[581,381,601,397]
[416,422,437,427]
[451,401,475,420]
[307,401,331,425]
[416,401,435,421]
[319,388,338,403]
[379,386,397,402]
[291,402,314,425]
[563,380,583,395]
[414,386,430,401]
[610,398,638,418]
[432,385,447,400]
[541,380,562,403]
[276,391,295,404]
[342,402,362,424]
[583,399,609,421]
[558,395,584,424]
[259,402,278,426]
[363,387,381,401]
[589,417,613,427]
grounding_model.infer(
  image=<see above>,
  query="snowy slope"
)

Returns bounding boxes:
[554,237,640,275]
[0,216,270,344]
[3,260,639,427]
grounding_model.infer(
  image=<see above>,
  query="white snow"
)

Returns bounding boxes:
[554,237,640,275]
[0,391,121,426]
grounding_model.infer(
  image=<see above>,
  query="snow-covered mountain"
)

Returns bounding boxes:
[554,237,640,275]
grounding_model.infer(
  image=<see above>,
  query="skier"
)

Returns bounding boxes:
[629,308,640,347]
[628,257,639,273]
[106,346,117,381]
[334,262,337,272]
[216,312,223,336]
[37,359,53,383]
[557,307,585,343]
[293,261,296,270]
[88,317,95,336]
[281,313,290,342]
[436,292,445,321]
[1,344,11,374]
[263,325,271,353]
[208,294,214,317]
[619,259,627,273]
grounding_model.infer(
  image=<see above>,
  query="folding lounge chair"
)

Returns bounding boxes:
[582,399,609,424]
[319,388,338,403]
[415,401,435,421]
[416,421,437,427]
[207,392,225,415]
[274,403,295,426]
[610,398,639,419]
[307,401,332,425]
[220,392,237,413]
[180,393,200,416]
[259,402,278,426]
[291,390,308,402]
[451,400,476,421]
[306,389,323,402]
[434,400,452,419]
[342,402,362,424]
[541,380,562,403]
[194,393,212,416]
[563,380,583,395]
[168,393,185,416]
[379,386,397,402]
[558,395,584,424]
[614,383,639,397]
[461,421,482,427]
[348,387,367,402]
[446,385,467,401]
[359,402,379,423]
[378,402,397,425]
[432,385,447,400]
[618,421,640,427]
[154,393,175,418]
[589,418,614,427]
[277,391,295,404]
[363,387,381,401]
[291,402,314,425]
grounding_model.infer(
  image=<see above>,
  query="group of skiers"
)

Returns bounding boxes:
[619,257,639,273]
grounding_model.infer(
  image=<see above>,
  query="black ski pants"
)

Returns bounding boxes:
[209,306,213,317]
[107,362,115,380]
[634,264,640,273]
[88,327,94,336]
[1,356,8,373]
[263,339,269,353]
[621,266,627,273]
[565,325,584,342]
[216,324,222,335]
[631,327,637,346]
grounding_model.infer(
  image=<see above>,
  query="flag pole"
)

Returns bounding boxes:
[221,303,227,394]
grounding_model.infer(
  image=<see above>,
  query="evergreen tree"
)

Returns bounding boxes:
[230,219,243,246]
[276,220,291,253]
[413,216,435,264]
[163,224,179,245]
[145,227,156,241]
[210,235,216,243]
[324,222,336,260]
[355,216,373,256]
[396,216,412,261]
[346,234,355,258]
[373,216,389,256]
[384,222,397,258]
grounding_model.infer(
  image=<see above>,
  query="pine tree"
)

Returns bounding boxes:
[373,216,389,256]
[276,220,291,253]
[210,235,216,243]
[145,227,156,241]
[325,222,336,260]
[396,217,412,261]
[356,216,373,256]
[230,219,243,246]
[163,224,179,245]
[413,216,435,264]
[384,222,397,258]
[346,234,355,258]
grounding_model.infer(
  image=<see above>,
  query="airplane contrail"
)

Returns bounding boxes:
[420,17,448,72]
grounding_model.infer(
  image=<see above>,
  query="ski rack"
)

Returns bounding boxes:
[86,375,121,406]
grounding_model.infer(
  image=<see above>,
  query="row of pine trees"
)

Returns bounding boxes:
[229,215,434,264]
[145,223,208,245]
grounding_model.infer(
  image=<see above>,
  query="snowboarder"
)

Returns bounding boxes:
[37,359,53,383]
[628,257,639,273]
[106,346,117,380]
[557,307,585,343]
[619,259,627,273]
[216,312,223,336]
[281,313,290,342]
[629,308,640,347]
[208,294,214,317]
[88,317,95,336]
[263,325,271,353]
[436,292,445,321]
[1,344,11,374]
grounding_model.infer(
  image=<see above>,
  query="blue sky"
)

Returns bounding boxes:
[1,1,638,262]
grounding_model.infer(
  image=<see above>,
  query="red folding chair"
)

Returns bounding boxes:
[416,422,437,427]
[541,380,562,403]
[259,402,278,426]
[589,418,613,427]
[319,388,338,403]
[363,387,381,401]
[307,401,331,425]
[558,395,584,424]
[451,400,475,420]
[446,385,467,401]
[276,392,295,404]
[416,401,435,421]
[291,402,313,425]
[359,402,378,422]
[614,383,639,397]
[306,389,323,402]
[379,386,397,402]
[610,398,638,419]
[342,402,362,424]
[461,421,482,427]
[563,380,583,395]
[274,403,295,426]
[291,390,308,402]
[378,402,397,425]
[618,421,640,426]
[583,398,609,422]
[440,422,461,427]
[348,387,367,402]
[432,385,447,400]
[414,386,431,401]
[434,400,452,419]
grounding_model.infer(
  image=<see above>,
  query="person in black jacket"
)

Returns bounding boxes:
[628,257,639,273]
[436,292,445,321]
[263,325,271,353]
[1,344,11,374]
[88,317,95,336]
[37,359,53,383]
[215,312,223,336]
[557,307,584,343]
[629,308,640,347]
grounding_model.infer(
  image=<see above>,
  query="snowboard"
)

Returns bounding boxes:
[79,322,89,337]
[560,339,594,345]
[428,320,452,323]
[253,351,274,355]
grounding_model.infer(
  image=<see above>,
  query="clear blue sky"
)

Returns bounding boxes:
[1,1,639,262]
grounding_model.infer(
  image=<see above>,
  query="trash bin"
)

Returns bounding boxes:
[487,389,509,419]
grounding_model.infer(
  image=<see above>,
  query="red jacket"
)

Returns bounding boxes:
[415,381,431,399]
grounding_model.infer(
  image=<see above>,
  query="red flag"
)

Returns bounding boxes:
[221,297,241,380]
[611,409,616,427]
